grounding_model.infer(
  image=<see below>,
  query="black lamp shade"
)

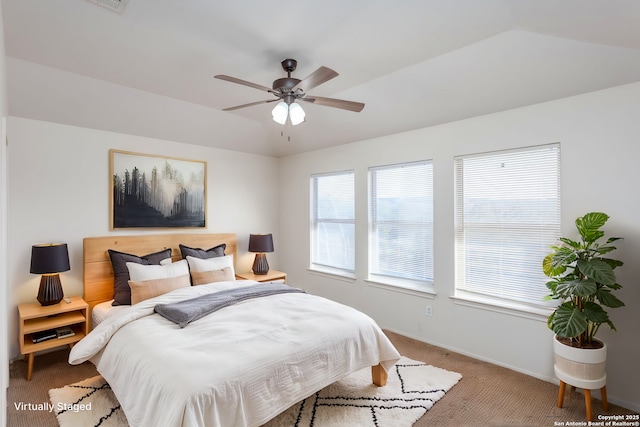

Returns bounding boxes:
[248,234,274,275]
[30,244,70,306]
[248,234,274,253]
[30,244,70,274]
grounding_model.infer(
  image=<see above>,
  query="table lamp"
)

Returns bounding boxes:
[30,243,70,306]
[248,234,274,275]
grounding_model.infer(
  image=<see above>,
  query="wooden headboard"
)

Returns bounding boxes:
[83,233,237,325]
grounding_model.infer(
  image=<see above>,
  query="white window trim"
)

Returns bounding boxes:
[450,290,554,322]
[307,267,356,282]
[366,276,436,298]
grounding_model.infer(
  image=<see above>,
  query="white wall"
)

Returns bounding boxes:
[6,117,280,360]
[278,82,640,411]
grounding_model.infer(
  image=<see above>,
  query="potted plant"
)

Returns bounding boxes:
[543,212,625,416]
[543,212,625,348]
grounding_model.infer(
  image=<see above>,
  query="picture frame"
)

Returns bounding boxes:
[110,149,206,229]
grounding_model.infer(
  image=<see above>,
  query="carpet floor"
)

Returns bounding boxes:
[7,330,638,426]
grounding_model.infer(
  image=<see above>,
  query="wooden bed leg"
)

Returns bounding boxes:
[371,363,388,387]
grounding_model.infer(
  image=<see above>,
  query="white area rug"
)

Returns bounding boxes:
[49,356,461,427]
[48,375,127,427]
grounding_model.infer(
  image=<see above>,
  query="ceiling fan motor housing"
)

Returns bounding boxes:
[273,58,302,100]
[272,77,301,92]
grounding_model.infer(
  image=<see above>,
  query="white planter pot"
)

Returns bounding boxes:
[553,335,607,390]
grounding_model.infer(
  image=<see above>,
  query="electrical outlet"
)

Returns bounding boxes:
[425,305,433,317]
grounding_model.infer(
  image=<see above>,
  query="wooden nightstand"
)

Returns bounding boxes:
[18,296,88,381]
[236,270,287,283]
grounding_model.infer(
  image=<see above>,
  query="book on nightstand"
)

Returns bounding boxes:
[55,326,75,339]
[32,329,57,343]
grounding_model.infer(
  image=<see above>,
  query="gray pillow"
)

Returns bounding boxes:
[179,243,226,260]
[108,248,172,305]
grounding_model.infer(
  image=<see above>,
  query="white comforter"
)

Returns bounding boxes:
[69,281,401,427]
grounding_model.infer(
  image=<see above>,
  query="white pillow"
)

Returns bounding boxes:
[126,259,189,282]
[186,254,235,276]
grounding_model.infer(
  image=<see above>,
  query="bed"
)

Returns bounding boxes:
[69,233,401,427]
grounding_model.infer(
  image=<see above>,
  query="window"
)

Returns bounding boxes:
[454,144,560,310]
[310,171,355,276]
[369,161,433,291]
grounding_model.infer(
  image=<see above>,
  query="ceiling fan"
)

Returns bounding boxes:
[214,59,365,126]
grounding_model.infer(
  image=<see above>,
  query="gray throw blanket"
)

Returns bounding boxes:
[154,283,305,328]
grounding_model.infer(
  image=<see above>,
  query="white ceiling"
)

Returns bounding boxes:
[3,0,640,157]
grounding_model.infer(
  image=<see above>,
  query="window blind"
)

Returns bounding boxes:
[310,171,355,273]
[369,161,433,284]
[454,144,560,305]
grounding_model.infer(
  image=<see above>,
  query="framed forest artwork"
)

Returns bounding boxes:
[110,150,207,229]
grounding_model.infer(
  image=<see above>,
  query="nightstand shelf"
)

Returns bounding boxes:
[236,270,287,283]
[18,296,88,380]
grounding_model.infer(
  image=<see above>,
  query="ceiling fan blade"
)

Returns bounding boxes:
[292,66,338,93]
[214,75,273,93]
[222,99,278,111]
[300,96,365,112]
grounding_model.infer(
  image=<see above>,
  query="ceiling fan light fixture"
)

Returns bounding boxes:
[272,101,288,125]
[289,103,305,126]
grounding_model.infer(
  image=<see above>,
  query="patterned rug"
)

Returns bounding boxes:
[48,375,126,427]
[49,356,461,427]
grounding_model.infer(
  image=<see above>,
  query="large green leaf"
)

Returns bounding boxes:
[559,237,581,249]
[596,288,625,308]
[575,212,609,244]
[583,301,609,324]
[543,254,565,277]
[552,303,587,338]
[577,259,616,286]
[543,247,576,277]
[556,278,596,298]
[595,245,616,255]
[545,280,558,293]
